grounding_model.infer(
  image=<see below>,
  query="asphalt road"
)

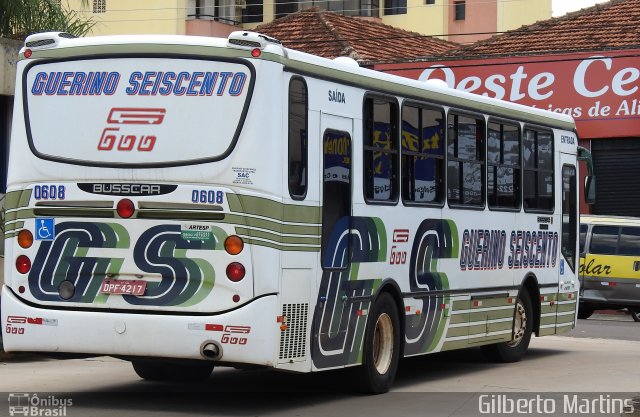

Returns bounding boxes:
[562,311,640,341]
[1,315,639,417]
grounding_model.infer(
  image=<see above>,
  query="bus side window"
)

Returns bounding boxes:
[487,120,520,210]
[401,103,445,205]
[288,77,308,200]
[523,128,554,212]
[447,112,485,207]
[363,96,399,204]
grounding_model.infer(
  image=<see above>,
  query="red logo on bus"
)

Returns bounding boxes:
[98,108,166,152]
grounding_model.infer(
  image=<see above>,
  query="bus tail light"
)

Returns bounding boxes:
[117,198,135,218]
[226,262,245,282]
[16,255,31,274]
[224,235,244,255]
[18,230,34,248]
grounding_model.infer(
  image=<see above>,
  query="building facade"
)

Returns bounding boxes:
[376,0,640,216]
[62,0,551,42]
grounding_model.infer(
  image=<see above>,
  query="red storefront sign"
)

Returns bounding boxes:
[375,50,640,139]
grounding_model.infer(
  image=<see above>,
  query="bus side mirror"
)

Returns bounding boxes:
[584,175,596,205]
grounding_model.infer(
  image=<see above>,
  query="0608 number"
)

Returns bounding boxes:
[33,185,66,200]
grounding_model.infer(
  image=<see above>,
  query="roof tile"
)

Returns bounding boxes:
[255,8,457,65]
[442,0,640,58]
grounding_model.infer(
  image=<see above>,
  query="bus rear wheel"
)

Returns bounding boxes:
[481,290,533,363]
[132,360,214,382]
[578,303,595,320]
[354,292,401,394]
[630,307,640,322]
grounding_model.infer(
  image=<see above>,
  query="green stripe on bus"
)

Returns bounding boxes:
[445,327,468,338]
[4,189,32,210]
[470,298,512,309]
[4,221,25,232]
[556,314,576,325]
[556,303,577,313]
[240,238,319,252]
[234,227,320,245]
[539,328,556,336]
[5,209,35,222]
[487,321,513,333]
[441,340,468,351]
[449,314,468,325]
[228,194,321,223]
[224,213,320,235]
[540,316,557,326]
[452,300,469,310]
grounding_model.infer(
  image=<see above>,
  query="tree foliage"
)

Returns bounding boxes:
[0,0,94,40]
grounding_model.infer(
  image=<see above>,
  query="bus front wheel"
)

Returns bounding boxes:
[630,307,640,322]
[481,290,533,363]
[354,292,401,394]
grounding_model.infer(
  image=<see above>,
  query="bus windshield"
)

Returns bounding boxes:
[24,57,253,166]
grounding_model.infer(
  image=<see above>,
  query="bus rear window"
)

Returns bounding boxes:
[24,57,253,167]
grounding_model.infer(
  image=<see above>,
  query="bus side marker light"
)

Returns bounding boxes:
[205,324,224,331]
[226,263,245,282]
[24,49,32,58]
[251,48,261,57]
[18,286,26,294]
[415,310,422,315]
[232,294,240,303]
[276,316,286,323]
[280,324,288,331]
[224,235,244,255]
[116,199,135,218]
[16,255,31,274]
[507,297,514,304]
[18,230,34,249]
[608,282,617,287]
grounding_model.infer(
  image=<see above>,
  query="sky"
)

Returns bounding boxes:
[552,0,609,17]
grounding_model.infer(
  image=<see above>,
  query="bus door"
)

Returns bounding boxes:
[313,113,354,368]
[557,155,579,331]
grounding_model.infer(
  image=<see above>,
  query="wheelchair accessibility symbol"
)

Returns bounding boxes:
[35,218,55,241]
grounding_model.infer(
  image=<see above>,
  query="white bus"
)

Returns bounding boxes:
[2,31,589,393]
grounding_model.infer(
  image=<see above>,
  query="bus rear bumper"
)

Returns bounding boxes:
[1,286,278,367]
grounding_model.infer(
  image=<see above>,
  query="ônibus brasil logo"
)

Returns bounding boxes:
[8,393,72,416]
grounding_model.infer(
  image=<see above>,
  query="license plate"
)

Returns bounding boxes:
[100,279,146,296]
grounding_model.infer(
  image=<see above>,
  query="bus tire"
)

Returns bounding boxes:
[481,290,533,363]
[577,303,595,320]
[132,360,214,382]
[630,307,640,323]
[355,292,401,394]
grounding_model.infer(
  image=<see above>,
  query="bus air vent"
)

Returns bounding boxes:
[24,32,76,51]
[228,39,261,49]
[227,31,282,50]
[278,303,309,361]
[26,39,55,48]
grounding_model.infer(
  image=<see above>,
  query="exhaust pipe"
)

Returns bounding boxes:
[201,341,222,360]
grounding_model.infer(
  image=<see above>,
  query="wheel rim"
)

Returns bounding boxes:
[373,313,394,375]
[508,299,527,347]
